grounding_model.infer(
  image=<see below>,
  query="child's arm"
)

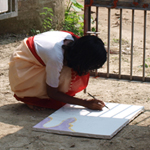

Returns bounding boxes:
[46,84,105,110]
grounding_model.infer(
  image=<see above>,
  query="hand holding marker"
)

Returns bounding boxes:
[88,93,109,110]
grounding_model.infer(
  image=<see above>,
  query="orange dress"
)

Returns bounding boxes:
[9,31,89,109]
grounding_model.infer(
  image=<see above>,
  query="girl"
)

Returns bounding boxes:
[9,31,107,110]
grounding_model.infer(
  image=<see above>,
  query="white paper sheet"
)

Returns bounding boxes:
[33,103,144,139]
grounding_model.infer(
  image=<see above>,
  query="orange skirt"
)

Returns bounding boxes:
[9,39,89,109]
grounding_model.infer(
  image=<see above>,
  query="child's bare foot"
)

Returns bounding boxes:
[26,104,45,111]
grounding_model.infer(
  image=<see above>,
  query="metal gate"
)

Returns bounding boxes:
[84,0,150,82]
[0,0,18,20]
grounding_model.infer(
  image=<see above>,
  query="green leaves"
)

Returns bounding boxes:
[38,1,85,36]
[71,0,83,12]
[70,0,77,3]
[139,64,149,68]
[40,7,54,32]
[71,5,82,12]
[63,0,84,36]
[70,0,83,9]
[139,59,150,68]
[30,29,40,35]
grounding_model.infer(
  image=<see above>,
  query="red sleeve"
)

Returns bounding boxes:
[61,30,80,39]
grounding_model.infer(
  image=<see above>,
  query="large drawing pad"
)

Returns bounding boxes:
[33,103,144,139]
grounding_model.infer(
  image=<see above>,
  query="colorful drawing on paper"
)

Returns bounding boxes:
[33,103,144,139]
[37,116,77,132]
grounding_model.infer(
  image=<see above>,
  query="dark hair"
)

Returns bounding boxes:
[62,35,107,76]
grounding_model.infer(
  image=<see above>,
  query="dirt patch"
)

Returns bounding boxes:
[0,2,150,150]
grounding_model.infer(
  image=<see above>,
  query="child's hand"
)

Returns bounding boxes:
[84,99,105,110]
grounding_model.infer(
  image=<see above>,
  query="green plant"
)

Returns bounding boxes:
[113,38,119,43]
[39,1,96,36]
[139,58,150,68]
[63,0,84,36]
[40,7,54,32]
[139,63,149,68]
[30,29,40,36]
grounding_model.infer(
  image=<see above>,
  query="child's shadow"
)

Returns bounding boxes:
[0,103,55,126]
[0,103,55,148]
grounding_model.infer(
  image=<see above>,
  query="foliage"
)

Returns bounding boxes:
[139,58,150,68]
[31,0,95,37]
[30,29,40,36]
[62,0,84,37]
[40,7,54,32]
[139,63,149,68]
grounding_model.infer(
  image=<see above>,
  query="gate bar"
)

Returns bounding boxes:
[130,9,135,80]
[107,8,111,78]
[84,4,91,35]
[143,10,147,81]
[96,7,99,35]
[119,9,122,79]
[95,6,99,77]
